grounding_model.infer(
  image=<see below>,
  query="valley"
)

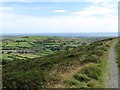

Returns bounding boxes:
[1,36,119,89]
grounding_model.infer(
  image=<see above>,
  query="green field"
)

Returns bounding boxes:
[2,54,14,61]
[16,53,40,59]
[18,42,33,47]
[6,42,18,47]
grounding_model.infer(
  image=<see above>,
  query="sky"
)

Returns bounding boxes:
[0,0,119,34]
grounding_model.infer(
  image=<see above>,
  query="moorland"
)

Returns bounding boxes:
[1,35,119,89]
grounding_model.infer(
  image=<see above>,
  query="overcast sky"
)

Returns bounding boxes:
[0,0,118,34]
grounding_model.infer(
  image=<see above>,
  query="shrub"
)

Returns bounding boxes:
[87,80,99,88]
[47,74,60,85]
[91,49,105,56]
[73,74,90,82]
[64,78,80,86]
[3,70,47,89]
[80,64,102,80]
[83,54,100,63]
[64,78,87,88]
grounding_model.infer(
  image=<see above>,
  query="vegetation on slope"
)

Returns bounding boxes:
[2,38,114,89]
[63,39,113,88]
[115,38,120,88]
[115,38,120,67]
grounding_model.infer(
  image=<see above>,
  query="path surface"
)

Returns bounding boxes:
[108,41,118,88]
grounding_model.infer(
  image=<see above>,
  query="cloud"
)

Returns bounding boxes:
[85,0,119,3]
[0,0,119,2]
[73,5,117,16]
[0,6,14,11]
[0,0,32,2]
[0,11,118,33]
[53,10,67,13]
[73,1,117,17]
[0,0,84,2]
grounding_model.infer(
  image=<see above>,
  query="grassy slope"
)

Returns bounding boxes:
[115,38,120,67]
[64,40,112,88]
[115,38,120,88]
[2,38,114,89]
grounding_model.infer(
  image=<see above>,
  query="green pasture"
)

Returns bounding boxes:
[2,42,7,47]
[2,54,14,61]
[16,53,39,59]
[18,42,33,47]
[6,42,18,47]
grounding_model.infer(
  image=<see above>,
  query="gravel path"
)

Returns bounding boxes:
[108,41,118,88]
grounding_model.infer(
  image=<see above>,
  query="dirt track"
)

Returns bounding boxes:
[108,41,118,88]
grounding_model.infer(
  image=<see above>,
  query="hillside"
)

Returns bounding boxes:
[115,38,120,88]
[2,38,115,89]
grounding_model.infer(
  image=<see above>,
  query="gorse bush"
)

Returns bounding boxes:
[116,40,120,67]
[3,70,46,89]
[92,49,105,56]
[87,80,99,88]
[64,78,80,86]
[73,74,90,82]
[80,64,102,80]
[64,78,87,88]
[83,54,100,63]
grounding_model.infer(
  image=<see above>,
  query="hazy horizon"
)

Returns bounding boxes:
[1,32,118,37]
